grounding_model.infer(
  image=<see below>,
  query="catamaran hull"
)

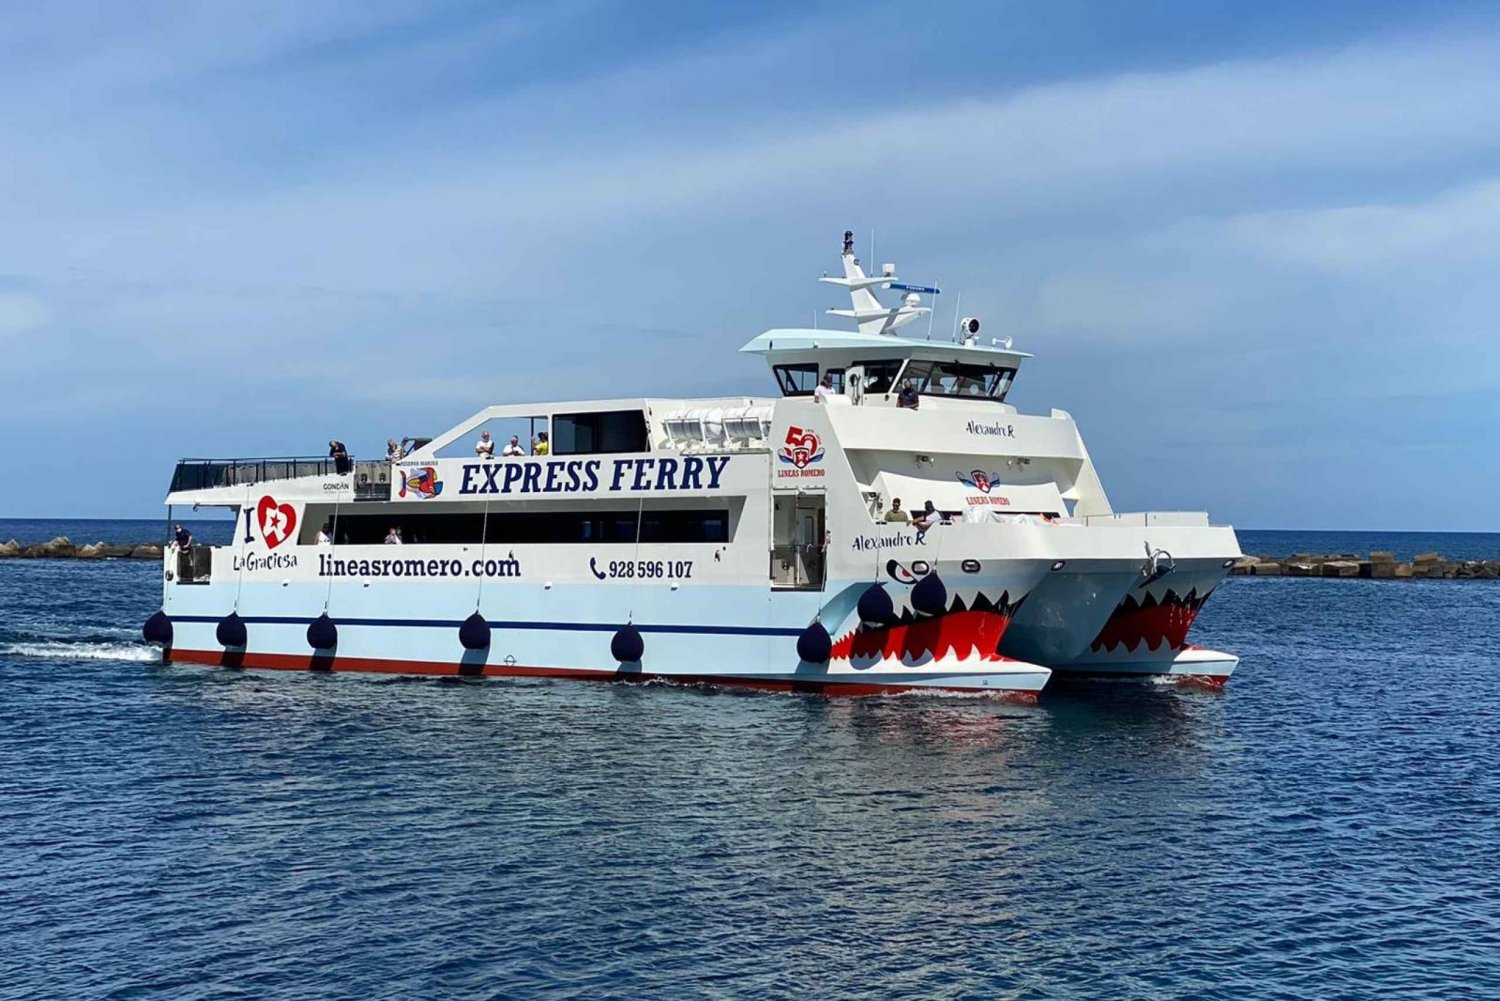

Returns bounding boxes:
[159,575,1052,698]
[1041,561,1238,685]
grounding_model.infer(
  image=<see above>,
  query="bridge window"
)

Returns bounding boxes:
[773,364,819,396]
[903,361,1018,402]
[855,360,902,396]
[554,410,649,455]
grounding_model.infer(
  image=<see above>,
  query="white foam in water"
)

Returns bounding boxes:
[0,641,160,663]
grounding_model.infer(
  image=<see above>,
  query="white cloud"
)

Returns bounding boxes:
[1216,180,1500,273]
[0,293,51,337]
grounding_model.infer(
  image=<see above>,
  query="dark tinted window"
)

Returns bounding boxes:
[554,411,648,455]
[323,510,728,546]
[641,509,729,543]
[855,360,902,396]
[773,364,819,396]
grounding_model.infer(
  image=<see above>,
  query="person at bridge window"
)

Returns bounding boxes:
[532,431,550,455]
[386,438,404,462]
[897,380,919,410]
[503,435,525,457]
[173,523,193,551]
[329,439,351,475]
[813,372,836,404]
[475,430,495,460]
[884,498,910,523]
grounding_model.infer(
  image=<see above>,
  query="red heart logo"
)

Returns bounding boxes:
[256,495,297,550]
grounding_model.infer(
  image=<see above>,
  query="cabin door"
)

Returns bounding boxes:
[771,493,826,590]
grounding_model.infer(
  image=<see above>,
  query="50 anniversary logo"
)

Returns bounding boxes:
[777,426,825,479]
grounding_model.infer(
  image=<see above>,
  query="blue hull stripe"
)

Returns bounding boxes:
[171,614,803,637]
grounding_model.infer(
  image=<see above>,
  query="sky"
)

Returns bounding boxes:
[3,0,1499,529]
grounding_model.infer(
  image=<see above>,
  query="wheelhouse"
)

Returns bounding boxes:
[743,328,1030,407]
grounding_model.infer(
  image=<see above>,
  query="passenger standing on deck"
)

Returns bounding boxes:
[329,439,351,474]
[897,380,919,410]
[913,501,941,531]
[173,523,193,551]
[813,373,835,404]
[475,430,495,460]
[386,438,403,462]
[316,522,333,545]
[532,431,550,455]
[884,499,909,523]
[503,435,525,457]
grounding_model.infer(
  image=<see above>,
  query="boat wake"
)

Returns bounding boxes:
[0,640,160,663]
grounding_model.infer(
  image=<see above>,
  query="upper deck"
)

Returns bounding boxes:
[164,232,1086,511]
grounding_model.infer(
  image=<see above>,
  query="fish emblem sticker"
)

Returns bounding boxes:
[399,466,443,500]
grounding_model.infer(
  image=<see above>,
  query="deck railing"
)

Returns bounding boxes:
[170,456,341,492]
[170,457,392,501]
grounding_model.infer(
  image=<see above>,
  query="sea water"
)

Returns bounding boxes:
[1,523,1497,998]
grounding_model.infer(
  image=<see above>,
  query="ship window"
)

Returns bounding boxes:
[903,361,1018,402]
[773,364,819,396]
[316,509,730,546]
[554,410,649,455]
[854,360,902,396]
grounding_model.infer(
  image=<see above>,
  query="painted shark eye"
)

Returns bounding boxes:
[1050,560,1067,572]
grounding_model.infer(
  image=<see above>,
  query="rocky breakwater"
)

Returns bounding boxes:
[0,536,165,560]
[1232,550,1500,580]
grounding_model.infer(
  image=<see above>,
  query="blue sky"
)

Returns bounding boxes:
[3,0,1499,528]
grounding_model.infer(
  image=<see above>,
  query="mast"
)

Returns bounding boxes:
[819,229,939,336]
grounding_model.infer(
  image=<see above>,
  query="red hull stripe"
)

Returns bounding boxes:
[166,648,1040,701]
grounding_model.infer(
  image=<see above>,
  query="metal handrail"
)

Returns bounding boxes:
[170,455,355,492]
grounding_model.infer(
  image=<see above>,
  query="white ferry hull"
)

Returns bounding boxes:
[161,574,1052,698]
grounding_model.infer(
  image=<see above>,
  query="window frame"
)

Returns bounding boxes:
[853,359,903,397]
[903,360,1018,402]
[553,410,650,455]
[772,363,820,397]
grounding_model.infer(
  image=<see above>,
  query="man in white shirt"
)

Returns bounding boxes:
[813,372,835,404]
[384,526,402,545]
[502,435,525,457]
[912,501,943,533]
[475,431,495,459]
[316,522,333,545]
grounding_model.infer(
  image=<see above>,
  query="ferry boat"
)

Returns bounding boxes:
[145,233,1241,698]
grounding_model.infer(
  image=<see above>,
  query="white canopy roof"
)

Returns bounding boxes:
[740,328,1031,365]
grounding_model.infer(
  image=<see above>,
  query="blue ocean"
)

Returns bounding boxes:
[2,520,1498,998]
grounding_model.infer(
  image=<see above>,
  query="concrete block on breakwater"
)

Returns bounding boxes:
[0,536,163,560]
[1231,551,1500,581]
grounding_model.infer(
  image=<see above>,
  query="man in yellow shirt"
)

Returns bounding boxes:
[532,431,550,455]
